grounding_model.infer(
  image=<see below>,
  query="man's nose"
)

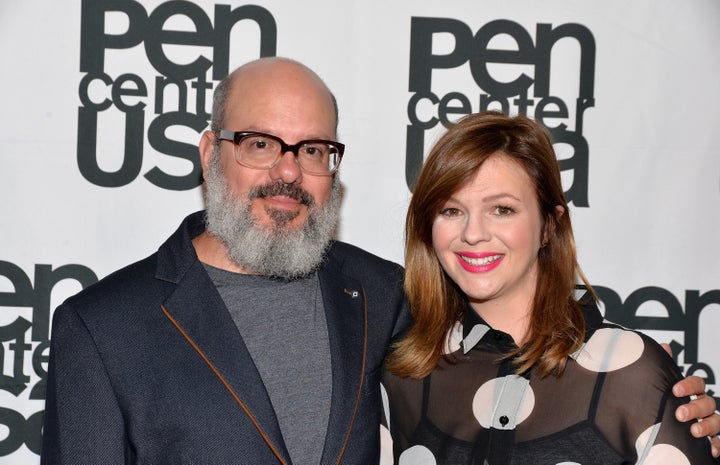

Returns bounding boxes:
[269,150,302,184]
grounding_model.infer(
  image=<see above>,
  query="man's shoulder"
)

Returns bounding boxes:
[326,240,404,273]
[325,241,409,337]
[58,212,202,316]
[323,241,406,301]
[59,253,164,312]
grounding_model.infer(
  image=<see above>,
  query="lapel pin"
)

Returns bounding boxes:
[344,288,360,298]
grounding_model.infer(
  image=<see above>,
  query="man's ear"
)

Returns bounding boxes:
[198,130,216,179]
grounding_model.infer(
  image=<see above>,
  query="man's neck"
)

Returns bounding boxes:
[192,230,253,274]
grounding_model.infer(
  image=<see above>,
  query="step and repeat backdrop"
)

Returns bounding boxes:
[1,0,719,462]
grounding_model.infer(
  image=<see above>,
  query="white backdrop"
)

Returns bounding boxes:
[1,1,719,462]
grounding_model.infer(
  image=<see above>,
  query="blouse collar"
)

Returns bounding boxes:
[459,290,603,354]
[461,305,517,354]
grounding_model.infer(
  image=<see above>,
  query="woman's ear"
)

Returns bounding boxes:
[541,205,565,247]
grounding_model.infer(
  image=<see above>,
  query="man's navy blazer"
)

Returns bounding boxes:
[41,211,408,465]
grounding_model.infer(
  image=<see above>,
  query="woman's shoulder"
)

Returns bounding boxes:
[576,318,683,385]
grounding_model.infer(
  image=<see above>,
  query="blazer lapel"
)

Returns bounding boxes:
[160,260,292,464]
[318,264,368,465]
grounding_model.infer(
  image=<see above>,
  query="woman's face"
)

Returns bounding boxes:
[431,152,545,315]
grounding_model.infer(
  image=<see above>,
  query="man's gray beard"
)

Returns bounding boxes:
[204,148,341,279]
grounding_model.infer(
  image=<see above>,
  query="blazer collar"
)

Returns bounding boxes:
[156,213,369,465]
[158,212,291,463]
[316,247,368,465]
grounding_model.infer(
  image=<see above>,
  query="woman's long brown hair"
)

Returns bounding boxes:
[386,111,595,379]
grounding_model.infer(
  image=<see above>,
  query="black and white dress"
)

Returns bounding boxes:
[381,298,715,465]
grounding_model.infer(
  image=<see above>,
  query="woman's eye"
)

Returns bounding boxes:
[440,207,462,217]
[494,205,515,216]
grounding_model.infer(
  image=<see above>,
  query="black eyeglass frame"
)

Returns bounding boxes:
[215,129,345,175]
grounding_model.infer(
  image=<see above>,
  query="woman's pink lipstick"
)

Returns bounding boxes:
[455,252,504,273]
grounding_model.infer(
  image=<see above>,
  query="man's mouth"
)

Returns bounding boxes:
[250,181,314,207]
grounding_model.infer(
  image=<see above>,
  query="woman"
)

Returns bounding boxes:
[382,111,717,464]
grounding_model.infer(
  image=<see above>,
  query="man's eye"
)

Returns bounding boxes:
[302,145,325,157]
[241,136,274,151]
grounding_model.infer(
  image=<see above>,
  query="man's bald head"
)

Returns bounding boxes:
[209,57,339,135]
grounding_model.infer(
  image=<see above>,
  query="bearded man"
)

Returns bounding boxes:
[41,57,407,465]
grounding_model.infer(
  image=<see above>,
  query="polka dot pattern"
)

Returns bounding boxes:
[398,445,437,465]
[382,302,715,464]
[381,382,390,430]
[635,424,691,465]
[379,424,393,465]
[472,375,535,429]
[574,327,644,372]
[443,321,464,354]
[642,444,691,465]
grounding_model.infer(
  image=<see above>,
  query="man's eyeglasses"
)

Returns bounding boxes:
[215,130,345,175]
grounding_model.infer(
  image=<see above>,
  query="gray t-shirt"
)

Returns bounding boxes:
[204,264,332,465]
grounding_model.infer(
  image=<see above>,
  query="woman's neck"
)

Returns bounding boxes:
[469,295,533,345]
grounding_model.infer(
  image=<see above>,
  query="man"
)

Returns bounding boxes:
[41,57,719,464]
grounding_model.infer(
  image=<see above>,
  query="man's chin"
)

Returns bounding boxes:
[256,207,307,231]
